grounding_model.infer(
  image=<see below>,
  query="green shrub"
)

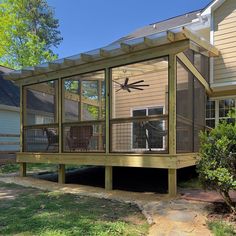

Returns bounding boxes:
[197,121,236,213]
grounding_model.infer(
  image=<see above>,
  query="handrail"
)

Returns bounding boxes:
[111,114,168,124]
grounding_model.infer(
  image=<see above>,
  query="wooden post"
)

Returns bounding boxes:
[58,79,62,153]
[19,162,26,177]
[105,68,113,190]
[20,85,23,153]
[98,80,103,150]
[168,54,177,197]
[58,164,65,184]
[58,80,66,184]
[105,166,113,190]
[168,169,177,197]
[19,86,26,177]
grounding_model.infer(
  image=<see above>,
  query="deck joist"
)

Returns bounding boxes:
[16,152,198,169]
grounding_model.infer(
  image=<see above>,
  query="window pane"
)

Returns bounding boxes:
[206,100,215,118]
[133,109,146,117]
[148,107,163,115]
[24,81,58,125]
[219,99,235,118]
[206,119,215,128]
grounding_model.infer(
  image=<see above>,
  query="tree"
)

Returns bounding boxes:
[197,120,236,213]
[0,0,62,69]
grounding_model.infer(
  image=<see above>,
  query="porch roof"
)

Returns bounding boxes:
[4,26,219,82]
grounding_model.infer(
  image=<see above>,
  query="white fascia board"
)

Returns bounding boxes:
[211,81,236,91]
[201,0,226,16]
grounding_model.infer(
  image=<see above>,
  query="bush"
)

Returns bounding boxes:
[197,121,236,213]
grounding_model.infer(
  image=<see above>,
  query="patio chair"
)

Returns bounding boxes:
[43,128,59,151]
[66,125,93,151]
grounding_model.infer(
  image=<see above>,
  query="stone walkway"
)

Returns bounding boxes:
[0,176,212,236]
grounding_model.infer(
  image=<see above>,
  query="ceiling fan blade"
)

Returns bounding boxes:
[127,88,131,92]
[124,77,129,86]
[113,80,122,85]
[128,80,144,85]
[116,88,122,92]
[129,84,149,87]
[130,87,144,90]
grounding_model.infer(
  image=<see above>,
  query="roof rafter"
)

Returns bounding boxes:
[182,27,219,57]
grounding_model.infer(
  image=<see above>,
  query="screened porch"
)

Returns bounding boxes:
[4,27,219,196]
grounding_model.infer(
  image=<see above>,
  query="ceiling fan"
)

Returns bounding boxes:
[113,77,149,93]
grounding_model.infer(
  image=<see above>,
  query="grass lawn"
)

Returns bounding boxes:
[0,163,79,175]
[207,220,236,236]
[0,181,149,236]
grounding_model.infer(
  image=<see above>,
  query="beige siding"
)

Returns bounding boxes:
[214,0,236,83]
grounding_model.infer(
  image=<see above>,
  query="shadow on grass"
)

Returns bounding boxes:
[0,182,148,236]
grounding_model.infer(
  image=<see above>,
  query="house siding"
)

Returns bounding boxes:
[213,0,236,84]
[0,109,20,151]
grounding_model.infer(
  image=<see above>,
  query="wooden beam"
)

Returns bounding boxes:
[80,53,93,62]
[182,27,219,57]
[168,54,177,154]
[167,31,175,42]
[48,62,61,70]
[13,40,190,85]
[144,35,170,47]
[168,169,177,197]
[177,52,212,95]
[19,162,26,177]
[16,152,182,168]
[34,66,50,73]
[189,41,210,57]
[100,49,110,57]
[21,69,33,77]
[120,42,133,53]
[64,58,76,66]
[58,164,65,184]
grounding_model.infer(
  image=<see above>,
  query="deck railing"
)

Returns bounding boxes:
[0,133,20,164]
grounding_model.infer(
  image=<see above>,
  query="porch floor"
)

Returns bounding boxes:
[35,166,197,194]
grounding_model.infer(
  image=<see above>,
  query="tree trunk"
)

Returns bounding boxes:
[220,191,236,214]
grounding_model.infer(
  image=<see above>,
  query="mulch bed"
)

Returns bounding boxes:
[207,202,236,224]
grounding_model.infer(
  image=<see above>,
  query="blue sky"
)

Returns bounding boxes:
[47,0,212,58]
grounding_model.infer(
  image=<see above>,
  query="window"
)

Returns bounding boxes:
[219,99,235,124]
[206,100,215,128]
[132,107,165,150]
[205,98,236,128]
